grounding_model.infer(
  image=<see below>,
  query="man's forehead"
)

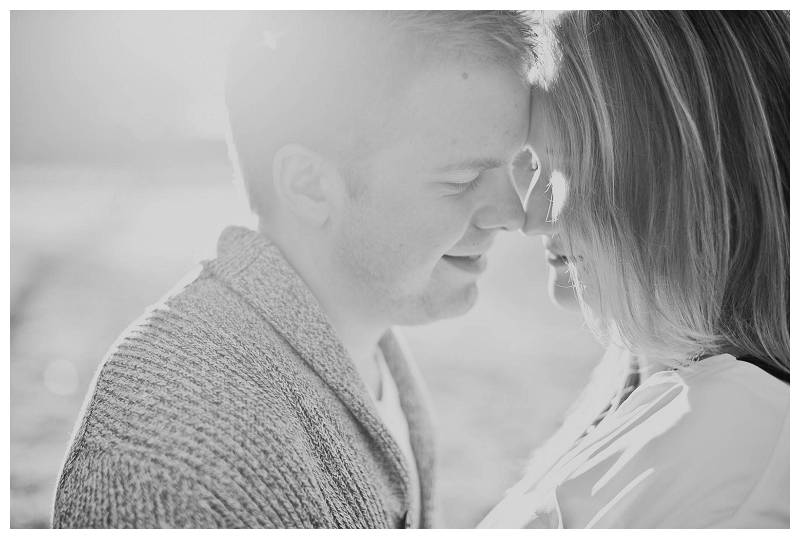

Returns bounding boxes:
[423,119,529,175]
[376,64,530,167]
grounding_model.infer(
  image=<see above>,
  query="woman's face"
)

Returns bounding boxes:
[516,89,581,312]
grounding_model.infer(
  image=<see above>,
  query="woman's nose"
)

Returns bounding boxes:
[512,149,536,202]
[521,163,556,236]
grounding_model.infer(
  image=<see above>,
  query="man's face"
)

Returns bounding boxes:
[328,63,530,326]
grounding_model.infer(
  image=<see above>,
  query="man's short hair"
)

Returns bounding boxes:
[225,10,535,217]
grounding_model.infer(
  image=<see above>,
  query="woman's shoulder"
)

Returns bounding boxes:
[481,353,789,529]
[580,353,790,527]
[617,354,788,467]
[642,353,788,430]
[536,354,788,528]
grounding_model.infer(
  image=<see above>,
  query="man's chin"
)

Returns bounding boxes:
[398,283,479,326]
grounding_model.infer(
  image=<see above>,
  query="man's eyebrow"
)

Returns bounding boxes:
[430,156,510,175]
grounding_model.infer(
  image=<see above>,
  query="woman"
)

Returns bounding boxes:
[480,11,789,528]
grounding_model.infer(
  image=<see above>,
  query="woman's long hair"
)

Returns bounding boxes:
[539,11,789,372]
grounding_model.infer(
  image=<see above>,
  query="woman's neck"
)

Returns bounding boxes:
[636,354,672,383]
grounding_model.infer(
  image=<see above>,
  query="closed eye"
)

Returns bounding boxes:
[445,176,482,194]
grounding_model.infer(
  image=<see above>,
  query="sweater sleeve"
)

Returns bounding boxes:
[51,446,298,529]
[53,447,228,528]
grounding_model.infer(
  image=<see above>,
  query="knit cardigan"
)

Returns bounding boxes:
[51,226,439,528]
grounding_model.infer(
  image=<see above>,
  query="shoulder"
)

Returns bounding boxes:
[626,354,789,481]
[557,355,789,528]
[620,354,787,441]
[648,355,789,526]
[647,355,788,452]
[678,354,788,411]
[69,265,318,457]
[99,262,302,378]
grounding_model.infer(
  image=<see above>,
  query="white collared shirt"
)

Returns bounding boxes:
[368,347,422,528]
[480,353,789,528]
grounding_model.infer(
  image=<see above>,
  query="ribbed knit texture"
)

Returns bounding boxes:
[51,226,438,529]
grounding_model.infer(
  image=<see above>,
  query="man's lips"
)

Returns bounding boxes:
[441,253,488,273]
[443,253,483,260]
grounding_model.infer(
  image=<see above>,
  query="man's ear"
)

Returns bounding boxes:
[272,144,337,227]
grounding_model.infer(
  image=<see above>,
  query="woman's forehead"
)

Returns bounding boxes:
[527,88,551,148]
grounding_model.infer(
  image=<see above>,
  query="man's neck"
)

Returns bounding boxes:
[300,269,387,397]
[264,226,388,396]
[324,311,385,398]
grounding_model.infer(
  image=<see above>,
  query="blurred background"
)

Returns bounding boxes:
[10,11,602,528]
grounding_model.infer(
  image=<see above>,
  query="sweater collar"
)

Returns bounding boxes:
[203,226,435,518]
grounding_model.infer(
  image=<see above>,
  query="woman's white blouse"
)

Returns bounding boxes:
[479,354,789,528]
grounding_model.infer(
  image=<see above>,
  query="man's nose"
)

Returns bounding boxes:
[521,169,556,236]
[476,168,526,231]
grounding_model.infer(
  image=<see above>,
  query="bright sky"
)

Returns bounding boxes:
[12,11,248,155]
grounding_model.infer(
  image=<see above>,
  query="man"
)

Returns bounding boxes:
[52,11,533,528]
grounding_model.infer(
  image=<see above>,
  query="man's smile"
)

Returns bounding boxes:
[441,253,488,274]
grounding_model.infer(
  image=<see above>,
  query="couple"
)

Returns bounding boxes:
[52,11,789,529]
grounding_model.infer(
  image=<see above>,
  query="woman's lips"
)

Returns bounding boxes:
[545,249,569,266]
